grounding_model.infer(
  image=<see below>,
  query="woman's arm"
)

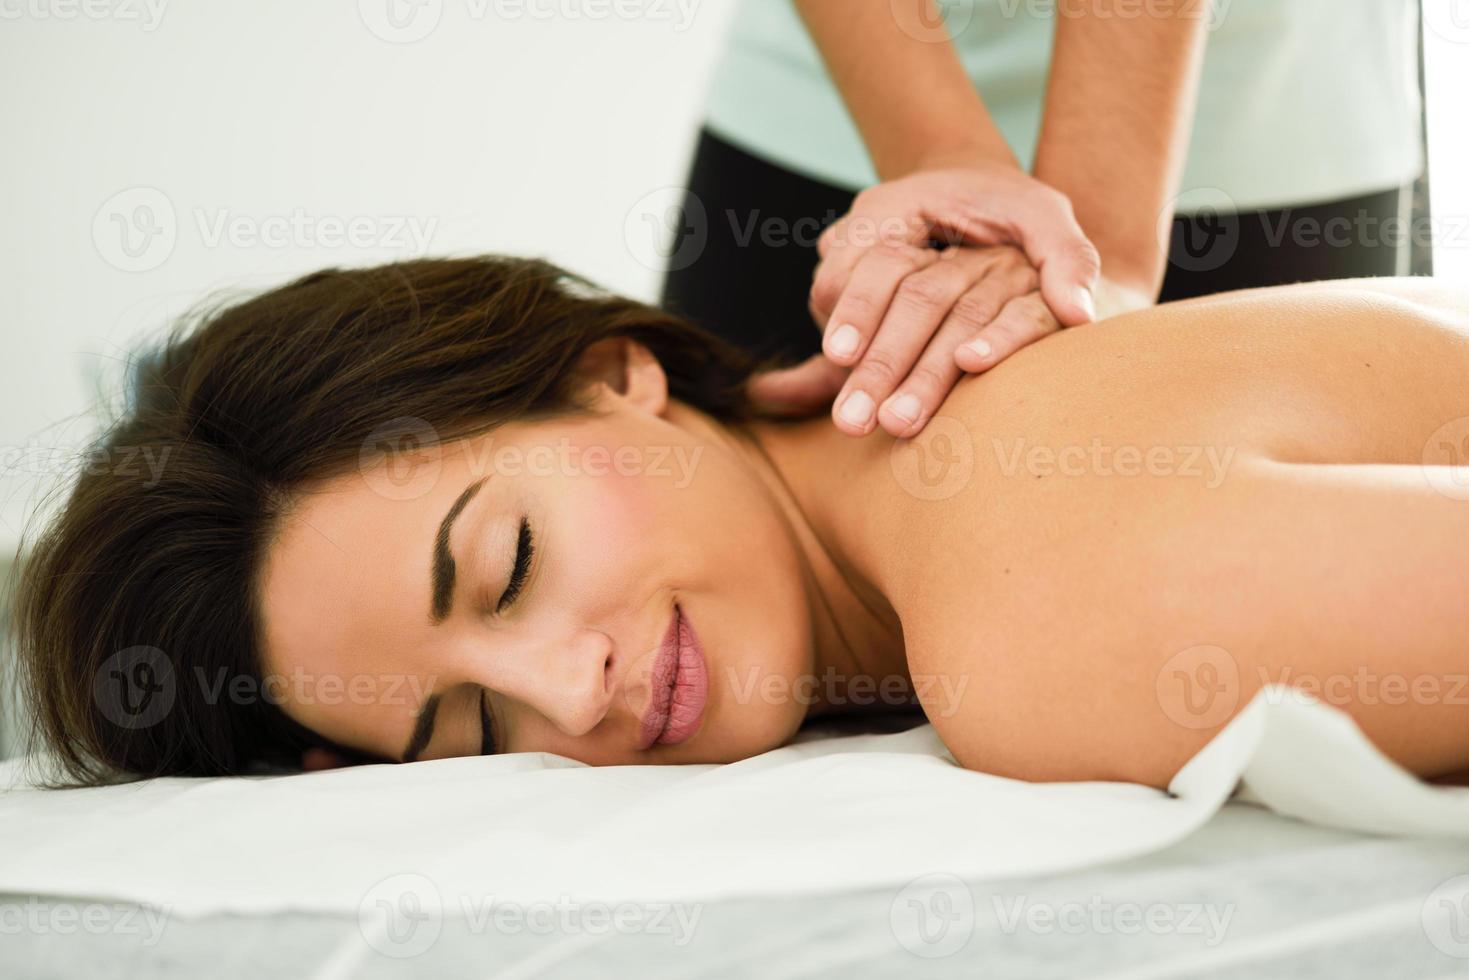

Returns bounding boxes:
[792,0,1014,180]
[763,1,1106,440]
[1032,2,1211,304]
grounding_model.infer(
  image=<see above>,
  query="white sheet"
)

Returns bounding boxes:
[1,685,1465,919]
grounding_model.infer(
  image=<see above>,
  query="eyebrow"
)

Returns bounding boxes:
[430,476,488,624]
[404,475,488,763]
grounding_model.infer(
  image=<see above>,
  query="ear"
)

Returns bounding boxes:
[574,336,668,416]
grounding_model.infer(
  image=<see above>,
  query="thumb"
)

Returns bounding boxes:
[746,353,849,416]
[1020,214,1101,327]
[1037,238,1101,327]
[950,197,1101,327]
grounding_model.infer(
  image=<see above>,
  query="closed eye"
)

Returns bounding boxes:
[496,516,534,612]
[477,516,531,756]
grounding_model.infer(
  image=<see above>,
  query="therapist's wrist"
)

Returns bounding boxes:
[888,138,1019,181]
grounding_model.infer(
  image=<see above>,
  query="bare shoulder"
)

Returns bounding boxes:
[880,276,1469,788]
[1126,276,1469,340]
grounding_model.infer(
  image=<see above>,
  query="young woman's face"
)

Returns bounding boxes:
[258,344,816,767]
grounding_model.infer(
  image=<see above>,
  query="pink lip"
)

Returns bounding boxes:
[637,604,708,750]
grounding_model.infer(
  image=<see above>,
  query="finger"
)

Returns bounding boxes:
[1006,198,1099,327]
[870,252,1034,437]
[809,259,833,328]
[829,251,971,435]
[745,353,849,416]
[947,193,1100,327]
[954,294,1061,374]
[809,219,851,326]
[810,210,930,328]
[931,247,1040,334]
[874,317,969,438]
[810,228,863,328]
[1033,232,1101,327]
[816,215,849,262]
[820,242,940,370]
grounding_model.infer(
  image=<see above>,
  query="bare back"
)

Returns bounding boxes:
[869,278,1469,787]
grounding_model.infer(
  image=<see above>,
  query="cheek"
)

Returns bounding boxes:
[574,469,657,546]
[545,465,670,600]
[549,429,664,527]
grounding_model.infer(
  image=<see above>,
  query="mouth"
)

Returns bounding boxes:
[637,603,709,751]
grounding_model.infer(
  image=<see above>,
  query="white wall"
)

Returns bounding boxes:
[0,0,736,559]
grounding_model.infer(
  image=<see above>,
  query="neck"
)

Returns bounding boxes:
[672,402,911,718]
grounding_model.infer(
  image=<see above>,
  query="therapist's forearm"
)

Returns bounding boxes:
[1032,2,1209,298]
[793,0,1015,179]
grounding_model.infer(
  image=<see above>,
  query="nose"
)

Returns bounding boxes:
[486,625,617,738]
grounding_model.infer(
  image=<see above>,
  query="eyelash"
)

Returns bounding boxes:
[495,516,534,613]
[477,516,532,757]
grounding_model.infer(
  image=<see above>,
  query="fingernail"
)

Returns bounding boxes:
[826,323,860,359]
[965,337,992,360]
[888,393,921,423]
[838,389,874,427]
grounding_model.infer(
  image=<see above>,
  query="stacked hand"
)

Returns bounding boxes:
[746,164,1126,438]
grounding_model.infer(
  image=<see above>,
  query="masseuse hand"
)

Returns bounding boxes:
[747,164,1102,438]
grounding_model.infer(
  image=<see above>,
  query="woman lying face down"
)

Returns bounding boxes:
[15,255,1469,788]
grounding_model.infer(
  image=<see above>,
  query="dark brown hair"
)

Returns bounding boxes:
[9,255,776,786]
